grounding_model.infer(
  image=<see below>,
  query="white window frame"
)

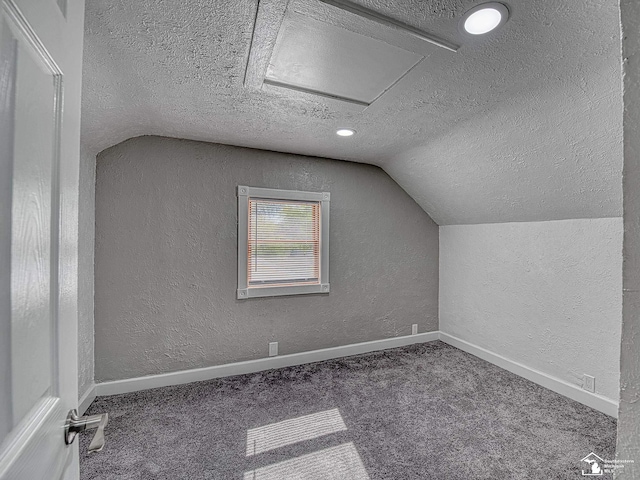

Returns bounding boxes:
[237,186,330,299]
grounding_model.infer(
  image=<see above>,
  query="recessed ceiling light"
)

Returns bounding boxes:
[336,128,355,137]
[460,3,509,36]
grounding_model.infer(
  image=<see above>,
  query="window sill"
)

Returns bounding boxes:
[237,283,330,299]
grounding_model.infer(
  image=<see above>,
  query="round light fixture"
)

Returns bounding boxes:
[336,128,355,137]
[460,3,509,36]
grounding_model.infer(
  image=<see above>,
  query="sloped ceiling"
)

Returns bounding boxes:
[81,0,622,225]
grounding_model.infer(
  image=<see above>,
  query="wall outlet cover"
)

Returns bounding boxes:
[412,324,418,335]
[583,374,595,393]
[269,342,278,357]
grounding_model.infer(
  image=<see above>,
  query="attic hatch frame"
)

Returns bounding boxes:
[243,0,459,112]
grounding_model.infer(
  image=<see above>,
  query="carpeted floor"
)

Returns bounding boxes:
[80,341,617,479]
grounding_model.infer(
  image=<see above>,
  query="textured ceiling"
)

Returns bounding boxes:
[81,0,623,224]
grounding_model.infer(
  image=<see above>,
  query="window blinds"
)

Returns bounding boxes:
[248,198,320,286]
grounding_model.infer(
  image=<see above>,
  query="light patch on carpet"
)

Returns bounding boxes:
[246,408,347,456]
[243,442,369,480]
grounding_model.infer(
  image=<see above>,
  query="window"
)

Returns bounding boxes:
[237,186,330,299]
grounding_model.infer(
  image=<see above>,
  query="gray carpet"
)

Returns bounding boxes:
[81,341,617,479]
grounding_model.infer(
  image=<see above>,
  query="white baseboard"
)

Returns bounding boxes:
[78,384,97,415]
[92,330,619,418]
[438,332,619,418]
[95,332,440,397]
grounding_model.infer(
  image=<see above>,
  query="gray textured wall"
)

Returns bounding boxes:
[617,0,640,476]
[78,146,96,401]
[94,136,439,382]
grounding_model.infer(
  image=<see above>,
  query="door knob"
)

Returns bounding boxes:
[65,409,109,453]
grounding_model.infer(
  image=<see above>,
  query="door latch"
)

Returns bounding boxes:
[65,409,109,453]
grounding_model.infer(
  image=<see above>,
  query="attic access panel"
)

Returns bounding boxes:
[264,12,423,107]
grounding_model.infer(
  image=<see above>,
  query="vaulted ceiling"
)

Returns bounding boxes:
[81,0,622,224]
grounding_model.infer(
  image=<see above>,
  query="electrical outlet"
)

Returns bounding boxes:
[269,342,278,357]
[583,374,595,393]
[411,324,418,335]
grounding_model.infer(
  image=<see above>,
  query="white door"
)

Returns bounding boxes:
[0,0,85,478]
